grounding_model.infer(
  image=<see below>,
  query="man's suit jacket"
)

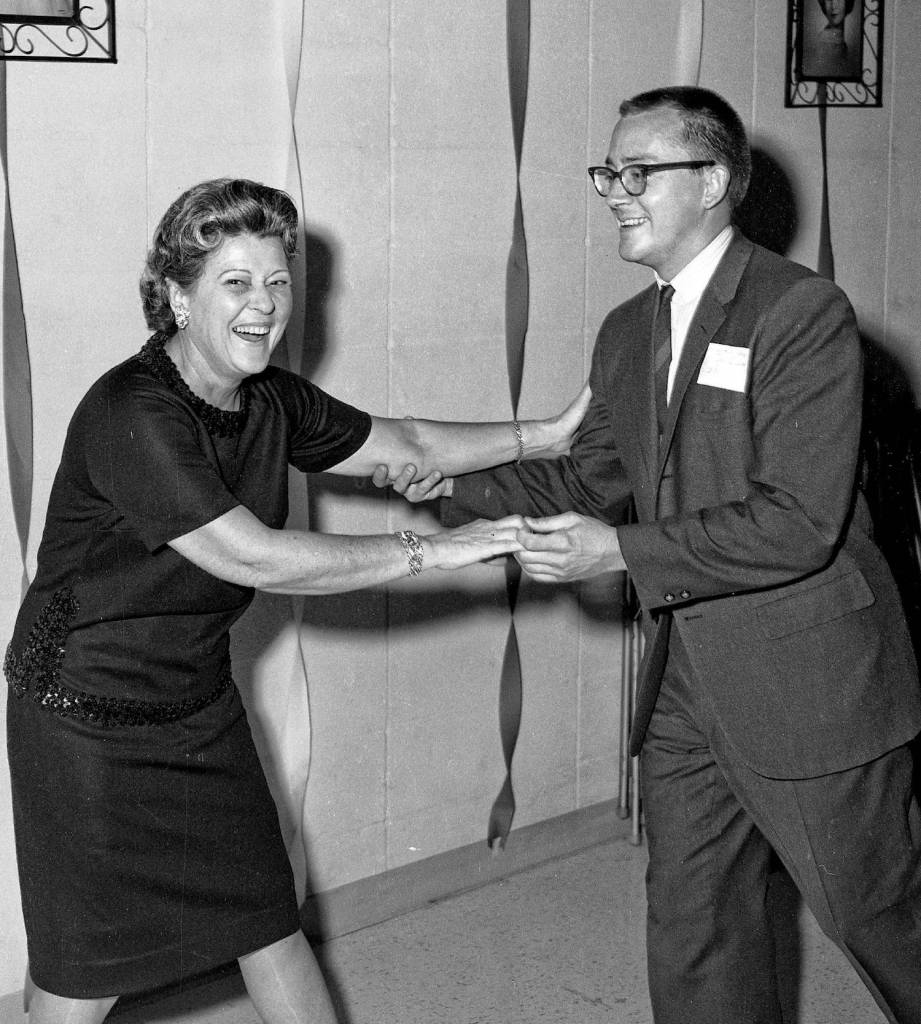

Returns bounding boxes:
[444,231,921,779]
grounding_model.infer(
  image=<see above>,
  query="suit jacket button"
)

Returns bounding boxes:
[664,592,675,602]
[680,590,691,599]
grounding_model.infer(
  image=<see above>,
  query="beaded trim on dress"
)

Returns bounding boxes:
[4,586,235,727]
[138,333,250,437]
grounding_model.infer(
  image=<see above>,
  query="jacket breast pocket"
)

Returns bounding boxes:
[685,382,749,421]
[754,570,876,640]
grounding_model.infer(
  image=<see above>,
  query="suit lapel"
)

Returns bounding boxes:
[656,233,753,476]
[618,284,663,487]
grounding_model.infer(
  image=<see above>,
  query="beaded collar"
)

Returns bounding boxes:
[138,333,249,438]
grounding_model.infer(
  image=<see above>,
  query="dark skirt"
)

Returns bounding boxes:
[7,682,300,998]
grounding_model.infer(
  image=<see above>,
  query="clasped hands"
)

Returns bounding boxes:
[512,510,626,582]
[372,464,625,582]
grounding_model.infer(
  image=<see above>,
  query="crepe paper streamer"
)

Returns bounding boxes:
[816,86,836,281]
[673,0,704,86]
[1,62,34,596]
[505,0,530,411]
[279,1,308,379]
[490,581,523,854]
[488,0,530,853]
[278,2,315,901]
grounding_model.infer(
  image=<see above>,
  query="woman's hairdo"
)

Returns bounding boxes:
[139,178,299,335]
[819,0,856,14]
[619,86,752,210]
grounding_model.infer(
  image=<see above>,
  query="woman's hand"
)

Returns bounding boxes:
[371,381,591,502]
[371,463,452,502]
[531,381,591,459]
[424,515,525,570]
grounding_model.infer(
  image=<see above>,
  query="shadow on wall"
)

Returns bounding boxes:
[861,334,921,656]
[740,143,921,1014]
[736,145,921,664]
[299,230,336,382]
[735,145,800,257]
[740,142,921,1018]
[267,227,336,381]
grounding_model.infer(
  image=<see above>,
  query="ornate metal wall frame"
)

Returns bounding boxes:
[786,0,882,107]
[0,0,115,62]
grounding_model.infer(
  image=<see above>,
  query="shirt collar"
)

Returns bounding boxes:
[654,225,735,304]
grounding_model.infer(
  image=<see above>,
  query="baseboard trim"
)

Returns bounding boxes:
[301,797,633,941]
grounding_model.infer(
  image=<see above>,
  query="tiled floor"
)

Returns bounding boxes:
[23,836,886,1024]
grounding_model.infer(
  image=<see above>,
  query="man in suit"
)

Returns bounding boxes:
[381,86,921,1023]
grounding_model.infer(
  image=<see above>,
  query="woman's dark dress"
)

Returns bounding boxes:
[4,335,372,998]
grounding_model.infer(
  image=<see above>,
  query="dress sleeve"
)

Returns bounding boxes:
[78,377,242,552]
[283,375,373,473]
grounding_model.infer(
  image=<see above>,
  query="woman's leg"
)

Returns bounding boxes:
[27,985,117,1024]
[239,931,339,1024]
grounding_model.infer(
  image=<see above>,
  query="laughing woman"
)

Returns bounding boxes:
[5,178,588,1024]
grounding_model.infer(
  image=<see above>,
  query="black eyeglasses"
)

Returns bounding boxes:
[587,161,716,198]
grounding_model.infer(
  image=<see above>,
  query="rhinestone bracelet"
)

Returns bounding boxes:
[396,529,424,577]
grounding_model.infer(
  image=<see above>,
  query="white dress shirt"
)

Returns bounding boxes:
[655,225,734,403]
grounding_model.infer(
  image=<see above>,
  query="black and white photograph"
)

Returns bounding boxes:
[0,1,72,16]
[800,0,864,79]
[0,3,919,1024]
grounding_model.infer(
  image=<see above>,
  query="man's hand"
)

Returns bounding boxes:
[514,512,626,582]
[372,463,454,502]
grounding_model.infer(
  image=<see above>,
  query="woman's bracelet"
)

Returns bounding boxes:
[396,529,424,577]
[513,419,524,464]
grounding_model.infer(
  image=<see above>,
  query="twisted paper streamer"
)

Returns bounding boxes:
[616,1,705,846]
[673,0,704,85]
[1,62,33,596]
[231,5,314,905]
[816,86,836,281]
[277,2,315,900]
[488,0,530,853]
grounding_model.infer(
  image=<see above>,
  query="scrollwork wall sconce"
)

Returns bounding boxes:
[0,0,115,63]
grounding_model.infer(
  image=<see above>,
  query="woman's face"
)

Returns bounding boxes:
[819,0,848,28]
[173,232,292,386]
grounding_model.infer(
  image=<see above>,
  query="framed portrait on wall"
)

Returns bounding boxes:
[786,0,883,107]
[0,0,115,62]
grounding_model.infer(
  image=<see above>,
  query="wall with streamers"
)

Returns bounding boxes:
[1,0,919,1001]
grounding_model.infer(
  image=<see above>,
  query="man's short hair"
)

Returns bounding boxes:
[619,86,752,209]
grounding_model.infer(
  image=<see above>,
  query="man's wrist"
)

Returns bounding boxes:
[605,527,627,574]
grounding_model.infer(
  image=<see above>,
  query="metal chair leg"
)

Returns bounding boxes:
[617,609,633,820]
[630,615,644,845]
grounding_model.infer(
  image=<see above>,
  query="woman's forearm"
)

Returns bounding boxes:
[403,416,564,475]
[169,509,413,594]
[256,530,424,595]
[169,505,524,595]
[330,383,590,481]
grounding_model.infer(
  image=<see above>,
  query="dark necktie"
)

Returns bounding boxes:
[653,284,675,437]
[631,283,676,757]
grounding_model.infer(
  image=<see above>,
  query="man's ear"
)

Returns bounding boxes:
[702,164,731,209]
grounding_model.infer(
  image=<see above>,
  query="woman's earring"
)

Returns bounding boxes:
[174,306,190,331]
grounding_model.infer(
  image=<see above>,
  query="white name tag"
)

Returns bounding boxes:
[697,343,750,393]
